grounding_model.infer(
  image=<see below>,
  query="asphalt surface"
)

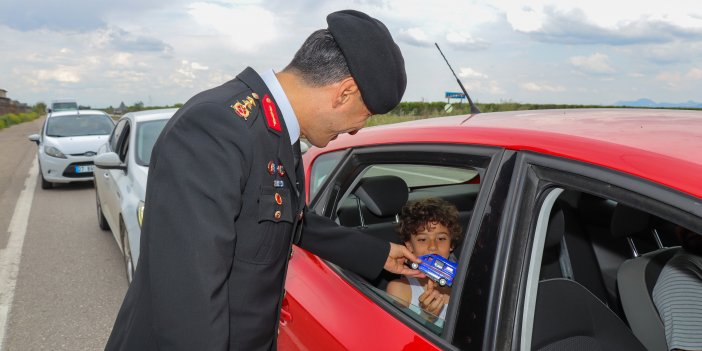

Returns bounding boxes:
[0,117,127,351]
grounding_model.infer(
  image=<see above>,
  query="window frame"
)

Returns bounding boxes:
[308,142,504,348]
[483,151,702,350]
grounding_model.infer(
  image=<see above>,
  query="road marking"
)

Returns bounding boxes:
[0,159,38,351]
[373,165,466,183]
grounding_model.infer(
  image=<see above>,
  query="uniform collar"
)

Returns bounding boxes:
[260,69,300,145]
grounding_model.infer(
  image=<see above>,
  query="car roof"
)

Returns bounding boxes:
[311,108,702,198]
[123,108,178,122]
[47,110,109,118]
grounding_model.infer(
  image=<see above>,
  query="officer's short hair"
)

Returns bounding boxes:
[284,29,351,87]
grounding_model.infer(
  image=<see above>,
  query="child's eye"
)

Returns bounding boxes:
[417,238,426,242]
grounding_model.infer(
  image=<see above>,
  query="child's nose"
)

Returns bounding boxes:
[428,240,438,251]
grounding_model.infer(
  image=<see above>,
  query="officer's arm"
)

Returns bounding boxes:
[146,102,250,350]
[298,212,390,279]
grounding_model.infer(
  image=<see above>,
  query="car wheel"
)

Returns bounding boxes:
[95,191,110,231]
[39,166,52,189]
[121,222,134,284]
[411,262,419,270]
[438,278,447,286]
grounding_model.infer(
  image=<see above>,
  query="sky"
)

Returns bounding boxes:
[1,0,701,108]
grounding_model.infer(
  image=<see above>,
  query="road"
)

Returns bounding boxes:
[0,117,127,351]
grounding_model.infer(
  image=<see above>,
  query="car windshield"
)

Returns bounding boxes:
[46,114,115,137]
[135,119,168,166]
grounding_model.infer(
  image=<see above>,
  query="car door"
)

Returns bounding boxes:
[280,143,504,350]
[454,151,702,350]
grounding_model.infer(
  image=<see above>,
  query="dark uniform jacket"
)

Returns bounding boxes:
[105,67,390,351]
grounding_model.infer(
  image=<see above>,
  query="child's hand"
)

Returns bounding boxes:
[418,279,449,319]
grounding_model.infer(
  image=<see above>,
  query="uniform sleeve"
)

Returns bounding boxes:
[298,211,390,279]
[144,102,250,350]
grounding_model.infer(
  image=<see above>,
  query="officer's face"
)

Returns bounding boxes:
[303,84,372,148]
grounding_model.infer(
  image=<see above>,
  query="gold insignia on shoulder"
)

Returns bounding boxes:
[231,102,250,119]
[243,96,257,110]
[230,94,260,120]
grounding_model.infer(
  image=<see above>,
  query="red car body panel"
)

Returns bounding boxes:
[304,109,702,199]
[286,108,702,350]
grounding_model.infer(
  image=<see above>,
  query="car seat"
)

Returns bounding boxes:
[540,200,611,307]
[614,204,678,351]
[532,278,646,351]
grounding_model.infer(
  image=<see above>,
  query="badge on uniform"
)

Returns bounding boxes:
[262,94,282,132]
[267,161,276,175]
[230,93,260,120]
[274,179,284,188]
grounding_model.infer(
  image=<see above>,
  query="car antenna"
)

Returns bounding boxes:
[435,43,481,114]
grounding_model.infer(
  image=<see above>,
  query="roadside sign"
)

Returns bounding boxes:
[445,92,466,99]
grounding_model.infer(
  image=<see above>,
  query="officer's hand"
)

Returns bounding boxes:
[384,243,425,278]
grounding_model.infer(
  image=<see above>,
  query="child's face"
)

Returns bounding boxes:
[405,221,452,259]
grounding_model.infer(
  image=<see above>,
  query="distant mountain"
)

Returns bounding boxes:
[614,98,702,108]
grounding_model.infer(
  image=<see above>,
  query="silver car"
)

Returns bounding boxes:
[28,110,115,189]
[94,108,177,283]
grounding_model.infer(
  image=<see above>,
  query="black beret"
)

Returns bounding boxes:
[327,10,406,115]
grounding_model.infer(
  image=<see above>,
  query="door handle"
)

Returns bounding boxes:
[279,296,292,327]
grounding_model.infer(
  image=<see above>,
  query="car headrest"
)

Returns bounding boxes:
[578,193,616,227]
[610,204,651,238]
[544,204,566,249]
[354,175,408,217]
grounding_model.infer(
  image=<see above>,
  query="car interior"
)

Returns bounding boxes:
[319,158,698,349]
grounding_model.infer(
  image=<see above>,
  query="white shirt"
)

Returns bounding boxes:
[260,69,300,145]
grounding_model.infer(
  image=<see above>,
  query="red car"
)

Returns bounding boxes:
[278,108,702,350]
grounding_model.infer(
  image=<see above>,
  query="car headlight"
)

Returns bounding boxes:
[44,145,67,159]
[137,201,145,228]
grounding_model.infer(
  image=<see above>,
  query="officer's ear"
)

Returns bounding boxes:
[332,77,360,108]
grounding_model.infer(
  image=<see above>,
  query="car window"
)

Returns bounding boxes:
[309,150,345,200]
[110,120,128,151]
[363,164,478,188]
[46,114,114,137]
[116,122,131,163]
[135,119,168,166]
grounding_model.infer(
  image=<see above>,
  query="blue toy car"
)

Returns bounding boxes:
[409,254,457,287]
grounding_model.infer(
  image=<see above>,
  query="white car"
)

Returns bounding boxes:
[28,110,115,189]
[93,108,177,283]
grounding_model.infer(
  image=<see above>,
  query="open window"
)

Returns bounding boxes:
[308,143,500,338]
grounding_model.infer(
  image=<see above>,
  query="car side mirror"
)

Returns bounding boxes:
[94,152,127,171]
[46,108,52,113]
[28,134,40,145]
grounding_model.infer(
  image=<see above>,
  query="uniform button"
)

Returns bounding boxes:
[274,193,283,205]
[274,210,282,220]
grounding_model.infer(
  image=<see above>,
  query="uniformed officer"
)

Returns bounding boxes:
[105,9,419,351]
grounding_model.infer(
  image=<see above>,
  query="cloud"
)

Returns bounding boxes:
[687,68,702,80]
[458,67,488,79]
[35,67,82,83]
[397,27,433,47]
[445,31,489,51]
[521,82,566,92]
[97,27,172,53]
[508,6,702,45]
[188,2,279,52]
[0,0,187,32]
[569,53,614,74]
